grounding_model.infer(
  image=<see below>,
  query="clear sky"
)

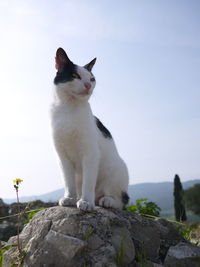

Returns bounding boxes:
[0,0,200,199]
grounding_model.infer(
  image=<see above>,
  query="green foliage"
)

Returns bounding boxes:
[184,183,200,216]
[116,237,125,266]
[135,243,153,267]
[85,228,94,241]
[10,249,26,267]
[136,253,152,267]
[178,224,196,241]
[0,245,26,267]
[23,207,44,225]
[0,245,12,267]
[173,174,187,222]
[126,198,161,217]
[178,223,200,246]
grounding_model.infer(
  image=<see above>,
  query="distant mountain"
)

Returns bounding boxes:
[3,188,64,204]
[128,179,200,215]
[3,180,200,216]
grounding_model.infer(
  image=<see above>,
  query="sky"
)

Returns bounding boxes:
[0,0,200,199]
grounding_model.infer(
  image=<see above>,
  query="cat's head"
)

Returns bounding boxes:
[54,48,96,101]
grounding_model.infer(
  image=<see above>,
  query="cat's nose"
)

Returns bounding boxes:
[84,82,91,90]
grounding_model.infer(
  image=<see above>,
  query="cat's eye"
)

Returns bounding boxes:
[90,77,95,82]
[72,73,81,79]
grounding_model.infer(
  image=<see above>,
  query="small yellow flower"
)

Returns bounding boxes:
[13,178,23,185]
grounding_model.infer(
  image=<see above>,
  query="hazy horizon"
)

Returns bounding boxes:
[0,0,200,198]
[3,178,200,202]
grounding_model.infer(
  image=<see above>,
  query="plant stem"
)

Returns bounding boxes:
[16,187,22,256]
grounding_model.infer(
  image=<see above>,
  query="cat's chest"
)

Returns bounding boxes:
[52,105,83,140]
[51,103,95,157]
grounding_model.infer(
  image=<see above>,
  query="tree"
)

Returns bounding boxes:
[173,174,187,221]
[184,183,200,215]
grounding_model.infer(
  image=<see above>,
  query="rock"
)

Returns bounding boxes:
[0,199,8,217]
[2,206,200,267]
[87,233,104,250]
[164,242,200,267]
[0,240,7,249]
[24,230,87,267]
[130,218,160,262]
[45,230,86,259]
[148,262,164,267]
[111,227,135,265]
[155,218,185,262]
[0,200,57,241]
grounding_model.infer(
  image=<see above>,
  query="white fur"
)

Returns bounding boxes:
[51,65,129,211]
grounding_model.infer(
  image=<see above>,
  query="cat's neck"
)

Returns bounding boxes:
[54,88,89,107]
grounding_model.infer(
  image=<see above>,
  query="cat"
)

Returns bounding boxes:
[51,47,129,211]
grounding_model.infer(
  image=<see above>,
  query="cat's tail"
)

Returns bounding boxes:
[121,191,130,208]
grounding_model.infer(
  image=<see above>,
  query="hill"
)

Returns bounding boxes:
[128,179,200,217]
[3,188,64,204]
[3,179,200,218]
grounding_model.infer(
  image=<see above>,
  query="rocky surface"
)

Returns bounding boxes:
[0,198,57,241]
[2,206,200,267]
[164,242,200,267]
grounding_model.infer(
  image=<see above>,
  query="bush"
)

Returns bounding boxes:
[126,198,161,217]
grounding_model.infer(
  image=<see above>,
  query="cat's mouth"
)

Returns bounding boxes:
[69,88,92,99]
[78,88,91,96]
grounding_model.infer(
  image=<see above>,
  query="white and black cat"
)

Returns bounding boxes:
[51,48,129,211]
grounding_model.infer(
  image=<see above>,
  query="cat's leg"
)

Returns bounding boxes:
[98,158,129,209]
[77,153,99,211]
[75,173,82,200]
[59,158,77,206]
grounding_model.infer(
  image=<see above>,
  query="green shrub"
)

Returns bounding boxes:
[23,207,44,225]
[0,245,12,267]
[178,223,200,245]
[126,198,161,217]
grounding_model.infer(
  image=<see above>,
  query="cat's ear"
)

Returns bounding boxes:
[84,58,97,72]
[55,48,71,71]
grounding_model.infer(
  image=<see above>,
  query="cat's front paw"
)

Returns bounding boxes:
[59,196,76,207]
[77,199,95,211]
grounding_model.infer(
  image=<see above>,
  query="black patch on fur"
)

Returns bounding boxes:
[54,62,77,85]
[94,116,112,139]
[121,191,129,206]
